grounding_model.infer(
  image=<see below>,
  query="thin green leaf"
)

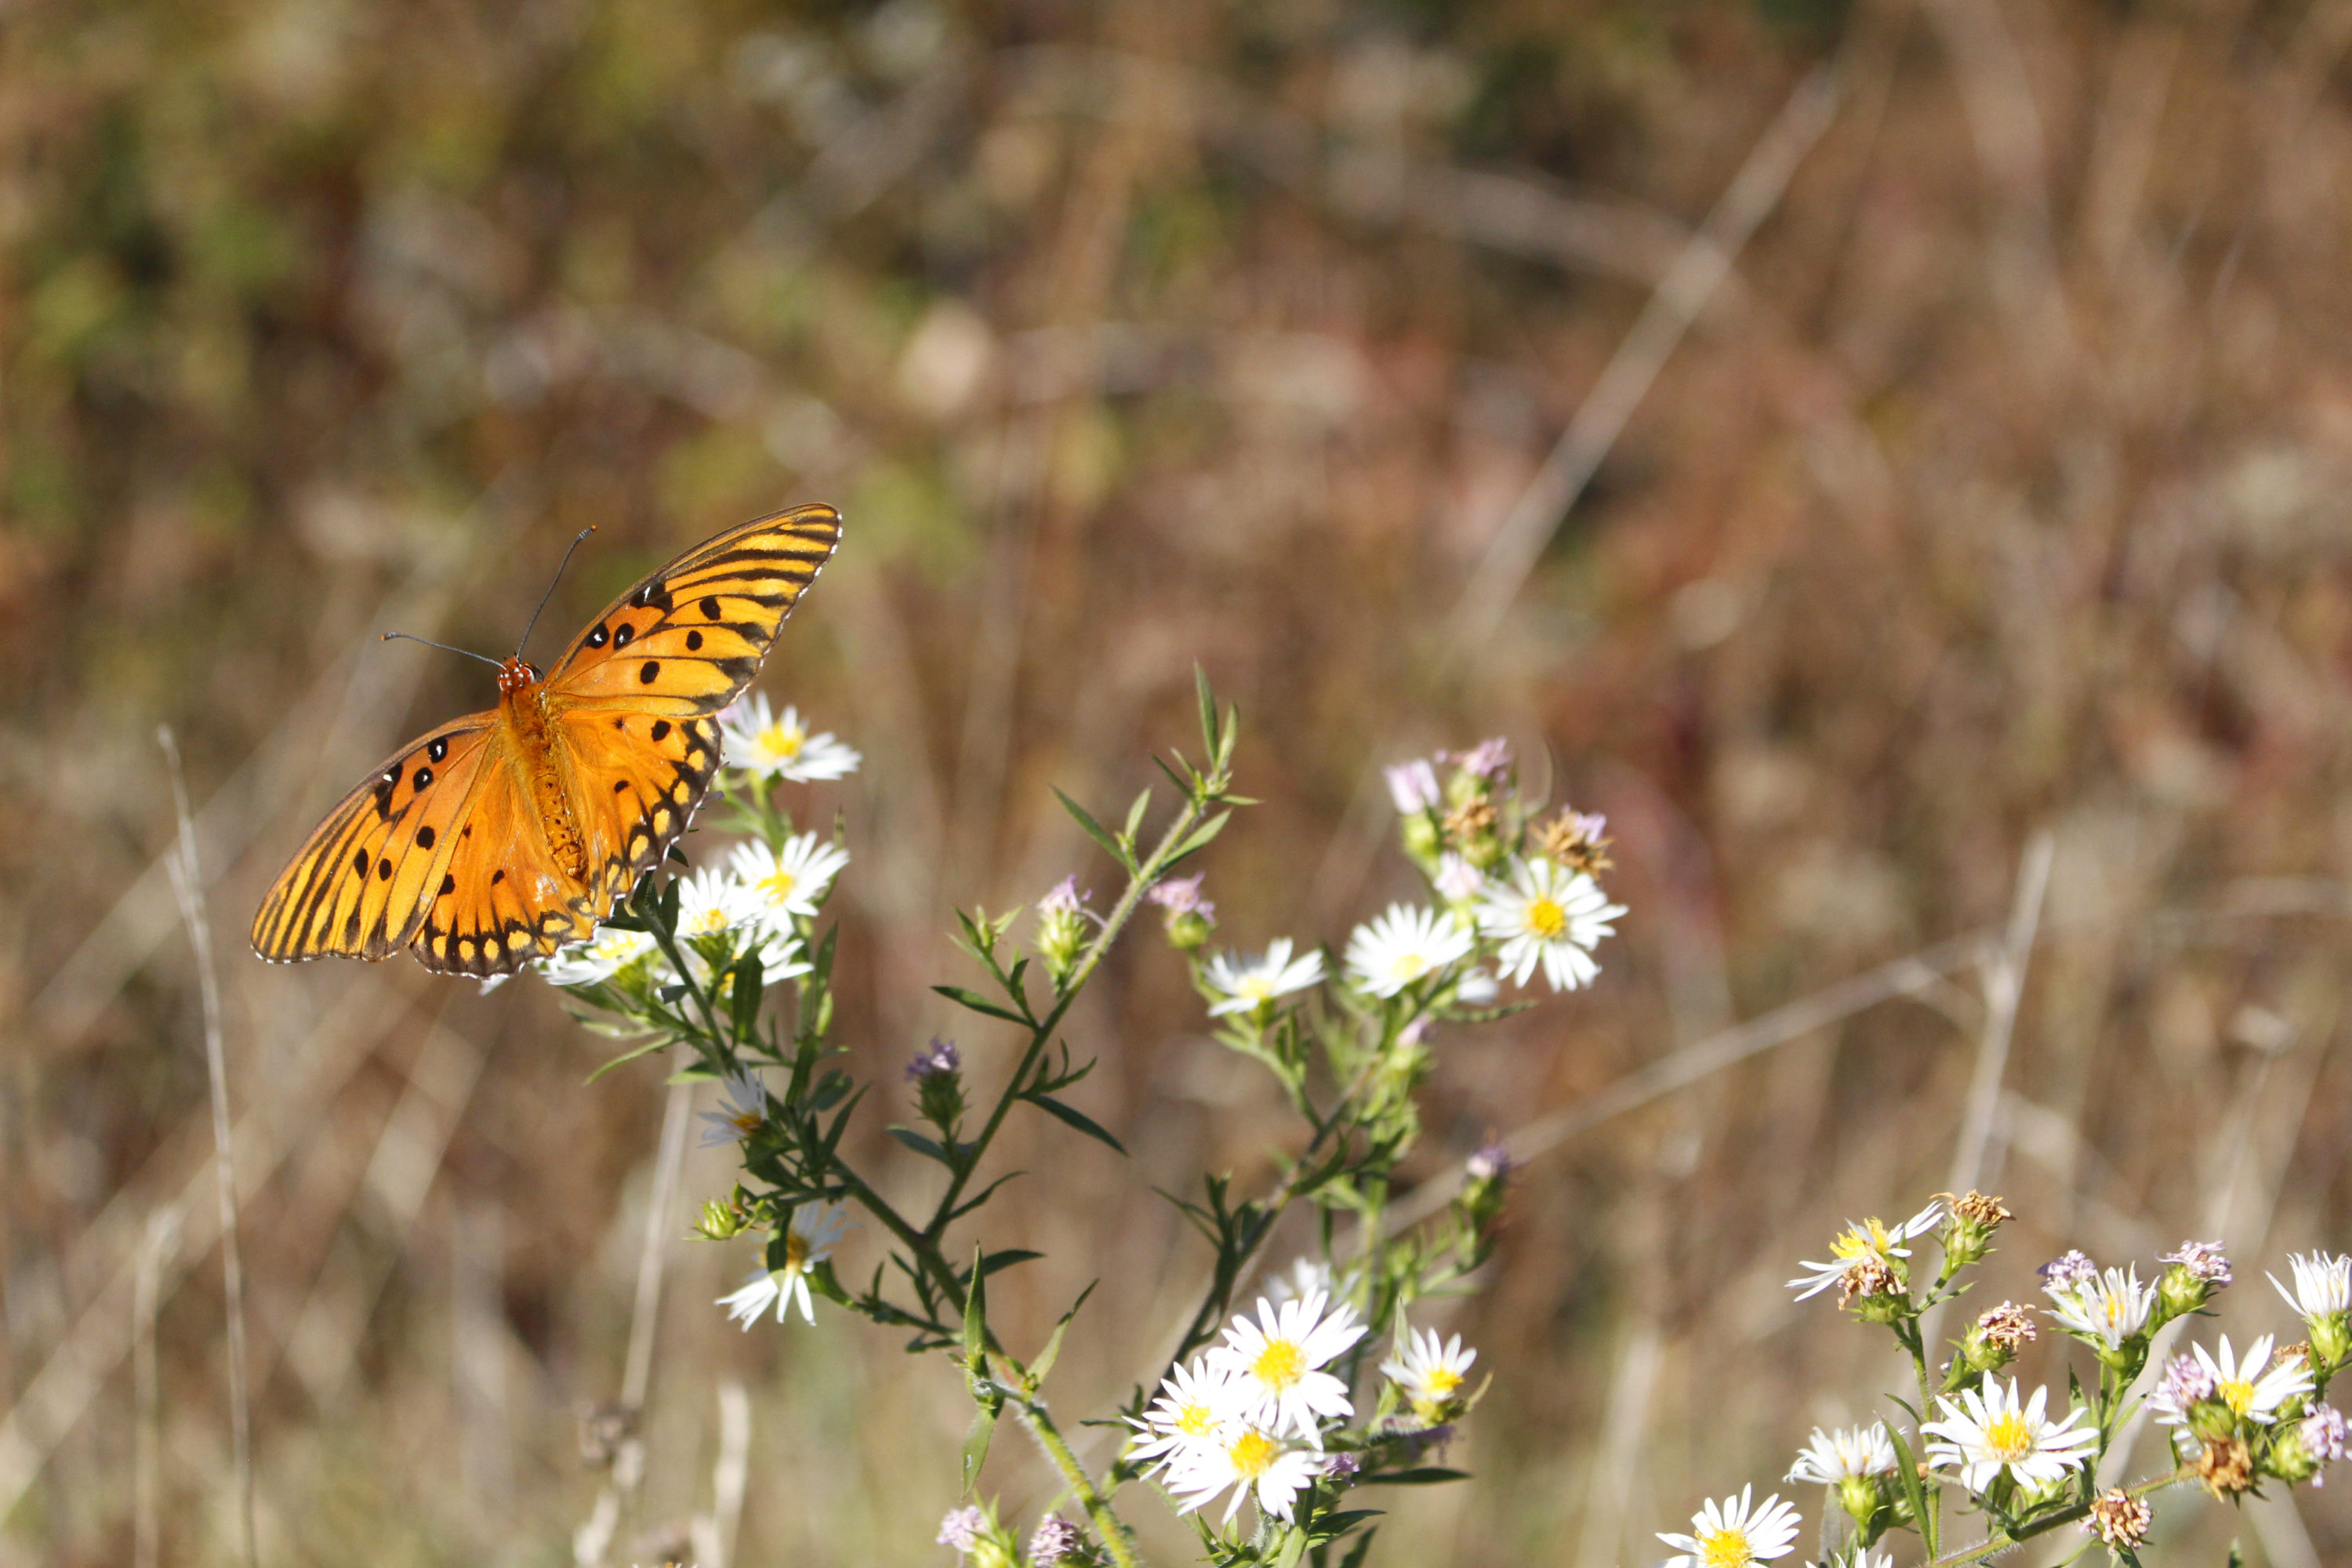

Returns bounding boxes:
[1359,1468,1468,1486]
[961,1246,988,1366]
[1030,1280,1098,1385]
[1883,1420,1933,1557]
[1167,808,1232,865]
[1195,664,1219,757]
[979,1248,1044,1277]
[932,984,1031,1025]
[946,1169,1029,1221]
[730,950,765,1041]
[666,843,689,866]
[960,1401,1000,1495]
[1024,1092,1129,1156]
[1337,1527,1380,1568]
[1123,789,1152,843]
[1056,787,1132,870]
[887,1127,951,1163]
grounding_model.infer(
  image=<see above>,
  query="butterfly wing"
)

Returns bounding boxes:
[251,717,496,962]
[539,503,840,904]
[406,753,599,978]
[543,503,842,715]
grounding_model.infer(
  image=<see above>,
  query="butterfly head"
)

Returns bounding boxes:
[496,657,543,695]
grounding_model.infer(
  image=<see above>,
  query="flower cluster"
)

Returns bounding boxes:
[1125,1285,1479,1526]
[534,681,1613,1568]
[1673,1205,2352,1567]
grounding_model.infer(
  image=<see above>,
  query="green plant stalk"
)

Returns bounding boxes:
[1917,1468,2194,1568]
[1014,1392,1146,1568]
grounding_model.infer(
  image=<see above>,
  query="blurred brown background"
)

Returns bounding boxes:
[8,0,2352,1562]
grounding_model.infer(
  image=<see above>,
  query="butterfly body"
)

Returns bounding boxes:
[252,504,842,978]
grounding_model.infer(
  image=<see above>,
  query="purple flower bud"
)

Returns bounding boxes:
[1323,1451,1361,1483]
[1384,759,1441,813]
[1027,1515,1083,1564]
[938,1506,988,1549]
[2160,1240,2232,1286]
[1038,876,1089,916]
[2038,1250,2097,1292]
[1445,738,1513,781]
[2161,1352,2219,1410]
[1146,873,1207,913]
[1466,1142,1511,1183]
[906,1037,961,1081]
[2303,1404,2349,1468]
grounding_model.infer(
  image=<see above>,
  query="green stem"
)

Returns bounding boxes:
[1917,1468,2194,1568]
[1015,1393,1145,1568]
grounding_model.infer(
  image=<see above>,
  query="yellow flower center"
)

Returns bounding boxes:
[1388,952,1430,982]
[758,722,807,758]
[1984,1412,2034,1461]
[1228,1429,1278,1479]
[1525,897,1566,938]
[1176,1401,1216,1438]
[1831,1219,1894,1262]
[783,1229,811,1272]
[1697,1526,1755,1568]
[1239,975,1276,1003]
[684,907,729,935]
[729,1109,761,1136]
[2220,1377,2255,1417]
[1422,1367,1465,1399]
[760,869,799,902]
[1251,1338,1306,1392]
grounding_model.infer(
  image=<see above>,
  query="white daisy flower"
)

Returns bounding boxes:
[717,1201,848,1328]
[1163,1424,1324,1525]
[536,924,659,988]
[2156,1335,2312,1427]
[1922,1376,2097,1492]
[1126,1356,1243,1473]
[1788,1200,1945,1301]
[2273,1252,2352,1319]
[1474,857,1624,993]
[1787,1423,1897,1483]
[697,1069,768,1149]
[1261,1256,1335,1308]
[718,694,861,783]
[1207,1288,1366,1446]
[1380,1327,1477,1424]
[677,865,756,941]
[1202,939,1326,1017]
[1343,904,1475,999]
[2045,1264,2159,1352]
[1655,1485,1802,1568]
[728,832,850,928]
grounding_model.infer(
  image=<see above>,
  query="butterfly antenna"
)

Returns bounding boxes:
[515,524,597,660]
[379,632,506,670]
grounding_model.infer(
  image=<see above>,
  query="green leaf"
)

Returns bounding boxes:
[1167,808,1232,865]
[960,1399,1000,1495]
[1360,1467,1468,1486]
[1030,1280,1098,1385]
[933,985,1031,1025]
[1884,1420,1933,1557]
[887,1127,951,1163]
[946,1169,1028,1221]
[1195,664,1219,757]
[1268,1527,1308,1568]
[961,1247,988,1366]
[979,1248,1043,1277]
[1123,789,1152,843]
[666,843,690,866]
[1056,787,1133,870]
[730,950,765,1041]
[1024,1092,1128,1156]
[1336,1527,1380,1568]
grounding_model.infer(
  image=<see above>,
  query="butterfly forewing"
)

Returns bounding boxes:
[251,718,495,962]
[546,504,841,713]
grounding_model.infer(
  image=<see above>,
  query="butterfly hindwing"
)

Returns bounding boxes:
[406,757,596,977]
[557,710,728,911]
[545,504,841,715]
[251,718,494,962]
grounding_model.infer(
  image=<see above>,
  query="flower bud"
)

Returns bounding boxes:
[1935,1190,2013,1273]
[938,1503,1018,1568]
[1145,873,1217,951]
[1947,1301,2036,1388]
[1835,1475,1882,1532]
[1455,1141,1510,1237]
[1032,877,1093,984]
[908,1036,965,1133]
[2156,1240,2232,1322]
[2310,1312,2352,1379]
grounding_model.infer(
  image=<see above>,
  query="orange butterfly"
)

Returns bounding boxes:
[252,504,843,978]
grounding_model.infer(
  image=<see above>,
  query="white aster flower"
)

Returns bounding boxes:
[1655,1485,1802,1568]
[1380,1327,1477,1423]
[677,864,756,941]
[1202,938,1326,1017]
[717,1201,848,1328]
[535,924,659,988]
[1163,1424,1324,1525]
[718,694,861,783]
[1788,1200,1945,1301]
[2273,1251,2352,1319]
[1261,1255,1335,1308]
[1786,1423,1897,1483]
[696,1069,768,1149]
[1126,1356,1243,1473]
[1343,903,1475,999]
[2161,1334,2313,1427]
[1922,1376,2096,1492]
[1207,1289,1366,1446]
[728,832,849,929]
[1474,857,1624,993]
[2045,1264,2159,1352]
[1384,758,1441,813]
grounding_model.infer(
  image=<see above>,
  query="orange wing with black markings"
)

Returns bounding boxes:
[250,717,496,962]
[404,757,596,977]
